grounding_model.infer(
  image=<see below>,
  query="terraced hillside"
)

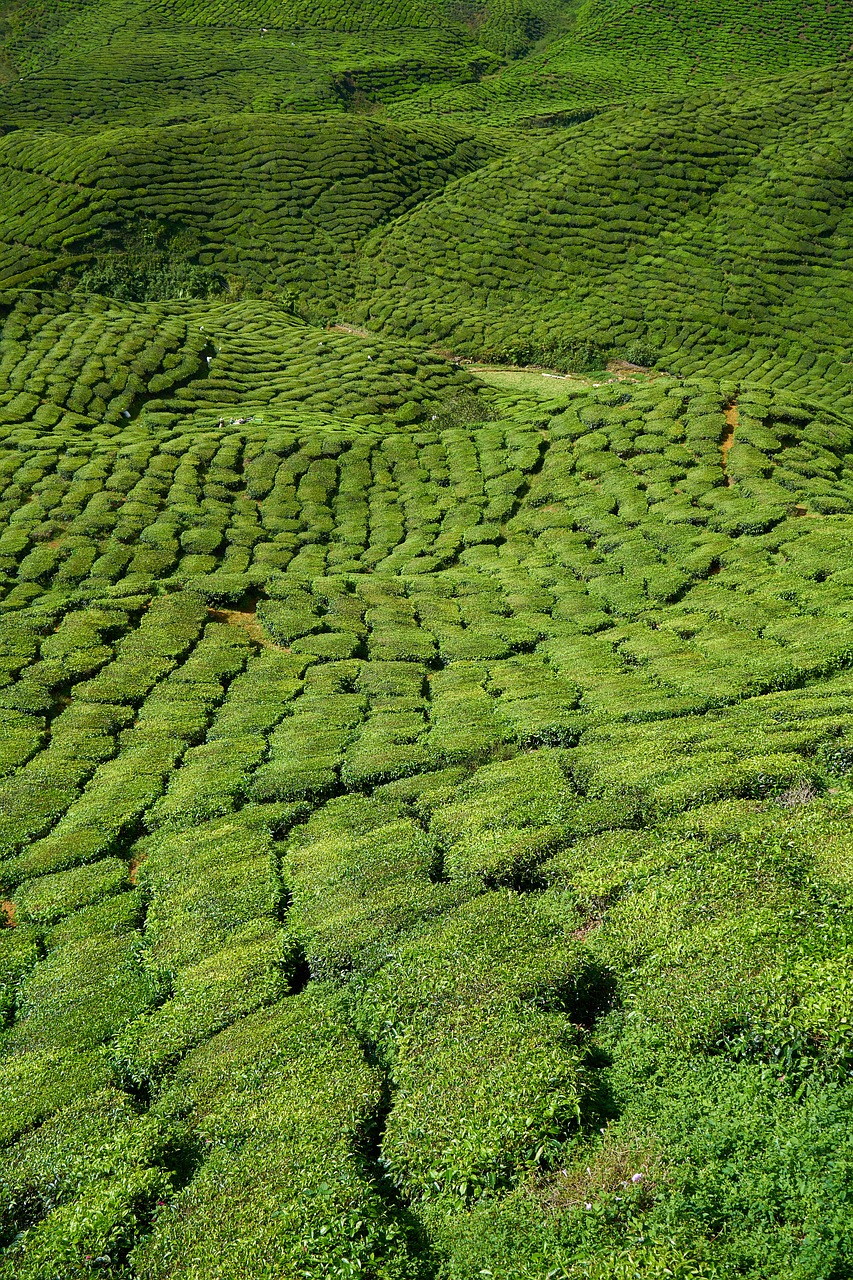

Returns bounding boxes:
[0,291,483,430]
[2,0,853,1278]
[0,117,498,312]
[1,0,850,128]
[2,376,853,1277]
[393,0,853,125]
[362,66,853,403]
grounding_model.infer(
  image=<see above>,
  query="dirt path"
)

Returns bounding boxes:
[467,359,660,391]
[720,404,738,486]
[329,322,372,339]
[128,853,147,885]
[1,899,16,927]
[719,403,819,517]
[209,606,270,646]
[325,320,665,389]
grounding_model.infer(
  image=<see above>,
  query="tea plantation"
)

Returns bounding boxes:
[2,1,853,1278]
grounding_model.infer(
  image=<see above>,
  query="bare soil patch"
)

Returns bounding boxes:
[329,322,372,339]
[209,606,269,645]
[208,596,288,649]
[128,853,147,885]
[720,404,738,485]
[572,917,603,941]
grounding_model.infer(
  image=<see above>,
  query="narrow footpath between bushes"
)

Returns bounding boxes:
[721,403,738,485]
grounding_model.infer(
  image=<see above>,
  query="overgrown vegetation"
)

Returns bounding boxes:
[0,1,852,1276]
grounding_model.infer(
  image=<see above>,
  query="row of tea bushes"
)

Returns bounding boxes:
[0,291,483,433]
[285,794,586,1198]
[148,644,307,827]
[0,115,497,315]
[133,991,425,1279]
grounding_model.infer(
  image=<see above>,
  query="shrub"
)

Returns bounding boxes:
[131,993,424,1280]
[14,857,127,926]
[0,1088,167,1273]
[285,807,461,979]
[9,930,157,1054]
[113,919,295,1090]
[353,892,587,1203]
[0,1047,114,1149]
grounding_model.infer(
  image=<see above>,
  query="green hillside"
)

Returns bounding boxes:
[393,0,853,125]
[362,65,853,402]
[0,115,497,313]
[3,0,849,130]
[2,0,853,1277]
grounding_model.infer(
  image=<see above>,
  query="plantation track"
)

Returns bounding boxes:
[720,402,738,485]
[207,602,275,647]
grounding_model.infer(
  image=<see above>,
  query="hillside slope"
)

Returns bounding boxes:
[2,0,853,1278]
[0,290,484,431]
[3,0,848,130]
[393,0,853,125]
[0,0,568,128]
[0,114,497,316]
[361,65,853,405]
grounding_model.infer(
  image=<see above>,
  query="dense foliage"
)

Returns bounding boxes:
[1,1,852,1277]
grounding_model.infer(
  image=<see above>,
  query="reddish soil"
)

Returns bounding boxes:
[720,404,738,485]
[1,899,16,927]
[128,853,147,885]
[572,917,603,941]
